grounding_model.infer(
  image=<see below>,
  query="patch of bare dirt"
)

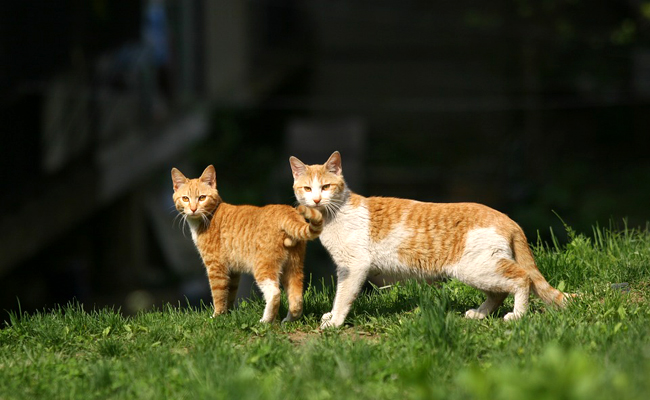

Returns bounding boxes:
[286,328,381,346]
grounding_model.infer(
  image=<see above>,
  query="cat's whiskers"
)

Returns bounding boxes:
[200,213,211,228]
[172,212,185,228]
[321,197,345,219]
[180,214,191,238]
[171,212,189,238]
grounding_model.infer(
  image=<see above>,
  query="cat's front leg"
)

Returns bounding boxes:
[321,264,369,329]
[205,262,230,317]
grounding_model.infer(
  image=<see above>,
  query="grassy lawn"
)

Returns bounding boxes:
[1,224,650,399]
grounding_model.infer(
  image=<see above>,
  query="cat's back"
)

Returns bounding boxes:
[365,196,515,236]
[362,196,520,273]
[216,203,297,231]
[329,194,515,238]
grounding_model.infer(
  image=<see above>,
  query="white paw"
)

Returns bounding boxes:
[320,319,336,329]
[321,312,333,323]
[319,312,344,329]
[503,312,521,321]
[465,309,486,319]
[259,315,275,323]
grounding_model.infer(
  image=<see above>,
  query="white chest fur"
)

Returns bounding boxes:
[320,202,414,275]
[320,203,372,269]
[188,219,201,245]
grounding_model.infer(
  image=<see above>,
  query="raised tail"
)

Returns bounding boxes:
[282,205,323,247]
[512,231,568,307]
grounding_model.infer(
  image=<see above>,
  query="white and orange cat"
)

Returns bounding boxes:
[290,151,569,328]
[172,165,322,323]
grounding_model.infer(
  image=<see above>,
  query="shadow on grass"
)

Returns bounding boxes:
[345,280,474,323]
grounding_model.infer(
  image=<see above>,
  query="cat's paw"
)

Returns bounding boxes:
[281,312,302,324]
[465,309,486,319]
[283,237,297,247]
[321,312,333,323]
[259,316,274,323]
[503,312,522,321]
[319,312,344,329]
[320,312,334,329]
[320,320,335,329]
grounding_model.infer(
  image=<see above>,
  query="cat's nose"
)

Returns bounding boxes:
[313,198,321,204]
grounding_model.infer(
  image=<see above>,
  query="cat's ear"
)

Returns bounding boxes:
[171,168,188,192]
[289,156,307,180]
[200,165,217,189]
[325,151,342,176]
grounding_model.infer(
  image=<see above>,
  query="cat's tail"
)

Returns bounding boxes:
[513,231,571,307]
[282,206,323,247]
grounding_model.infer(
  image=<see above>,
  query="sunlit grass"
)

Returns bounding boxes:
[1,223,649,399]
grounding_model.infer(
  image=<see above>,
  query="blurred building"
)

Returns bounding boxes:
[0,0,310,314]
[1,0,649,316]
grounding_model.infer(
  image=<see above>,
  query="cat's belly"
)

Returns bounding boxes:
[367,222,416,275]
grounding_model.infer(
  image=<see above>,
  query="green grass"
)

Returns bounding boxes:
[2,224,650,399]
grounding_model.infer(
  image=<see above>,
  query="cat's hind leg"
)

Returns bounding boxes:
[255,269,282,323]
[281,247,305,323]
[497,259,531,321]
[504,285,530,321]
[227,272,241,310]
[465,291,508,319]
[458,257,530,321]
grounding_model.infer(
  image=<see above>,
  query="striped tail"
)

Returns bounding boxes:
[282,205,323,247]
[513,231,568,307]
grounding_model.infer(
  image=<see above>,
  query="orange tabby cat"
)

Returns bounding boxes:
[172,165,322,323]
[289,151,569,328]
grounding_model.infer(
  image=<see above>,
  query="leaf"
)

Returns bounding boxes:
[614,322,623,334]
[102,327,111,337]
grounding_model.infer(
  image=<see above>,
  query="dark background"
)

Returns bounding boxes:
[1,0,649,319]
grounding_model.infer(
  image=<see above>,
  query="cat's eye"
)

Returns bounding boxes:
[303,186,312,192]
[182,196,190,202]
[198,195,207,201]
[322,184,331,190]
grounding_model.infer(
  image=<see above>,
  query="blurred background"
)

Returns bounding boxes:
[1,0,649,318]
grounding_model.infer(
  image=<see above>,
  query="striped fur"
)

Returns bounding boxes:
[171,165,322,323]
[290,151,569,328]
[282,205,323,247]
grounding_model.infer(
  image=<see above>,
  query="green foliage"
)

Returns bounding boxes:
[1,223,650,399]
[458,344,630,400]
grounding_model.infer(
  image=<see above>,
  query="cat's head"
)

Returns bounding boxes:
[171,165,221,221]
[289,151,347,213]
